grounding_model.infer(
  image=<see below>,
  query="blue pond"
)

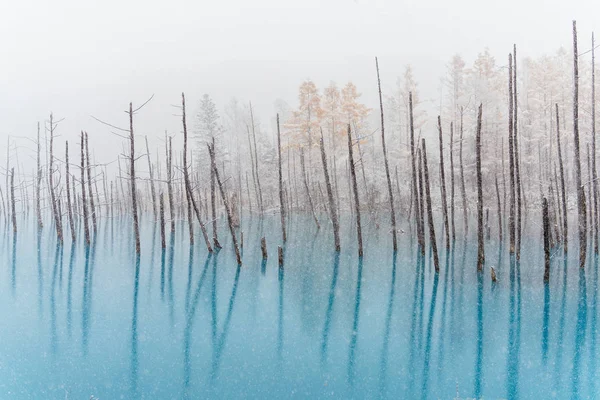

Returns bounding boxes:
[0,214,597,399]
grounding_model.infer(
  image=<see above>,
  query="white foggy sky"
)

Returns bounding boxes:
[0,0,596,171]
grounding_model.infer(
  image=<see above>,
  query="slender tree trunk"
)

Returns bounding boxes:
[449,122,456,242]
[85,132,97,233]
[166,135,175,234]
[509,54,516,255]
[421,139,440,273]
[145,136,157,219]
[277,114,287,242]
[249,103,264,215]
[513,45,523,261]
[210,136,219,246]
[475,104,485,271]
[10,168,16,234]
[181,93,212,253]
[573,20,587,268]
[438,116,450,250]
[320,132,340,251]
[495,173,502,242]
[300,147,320,229]
[409,93,424,252]
[592,32,599,254]
[347,124,363,257]
[417,148,426,251]
[159,193,166,249]
[36,122,43,229]
[208,143,242,265]
[49,114,63,243]
[128,103,141,255]
[556,104,568,253]
[459,108,468,235]
[376,57,398,251]
[543,197,550,283]
[66,141,75,241]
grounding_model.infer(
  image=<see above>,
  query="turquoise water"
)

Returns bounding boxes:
[0,214,597,399]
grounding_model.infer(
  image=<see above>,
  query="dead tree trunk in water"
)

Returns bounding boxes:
[543,197,550,283]
[181,94,213,253]
[277,114,287,242]
[347,124,363,257]
[573,20,587,268]
[65,141,75,241]
[513,45,523,261]
[48,114,63,243]
[10,168,16,234]
[128,103,141,255]
[145,136,157,219]
[508,54,516,255]
[495,173,502,242]
[166,135,175,234]
[210,136,219,247]
[449,122,456,242]
[208,143,242,265]
[592,32,599,254]
[36,122,43,229]
[300,147,320,229]
[376,57,398,252]
[421,139,440,273]
[320,132,340,252]
[159,193,166,249]
[409,93,424,253]
[80,131,90,245]
[438,116,450,250]
[556,104,567,253]
[459,108,468,235]
[476,104,485,271]
[85,132,97,233]
[417,148,426,254]
[249,102,264,215]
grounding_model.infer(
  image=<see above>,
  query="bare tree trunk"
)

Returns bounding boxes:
[449,122,456,242]
[208,143,242,265]
[181,93,213,253]
[145,136,157,219]
[128,103,141,255]
[249,102,264,215]
[277,114,287,242]
[347,124,363,257]
[10,168,16,234]
[159,193,166,249]
[459,108,468,235]
[421,139,440,273]
[495,173,502,242]
[320,131,340,251]
[36,122,43,229]
[409,93,424,252]
[261,237,267,260]
[513,45,523,261]
[48,114,63,243]
[556,104,567,252]
[85,132,97,233]
[543,197,550,283]
[300,147,320,229]
[166,135,175,234]
[573,20,587,268]
[66,141,75,241]
[592,32,599,254]
[476,104,485,271]
[417,148,426,254]
[210,136,219,246]
[509,54,516,255]
[438,116,450,250]
[376,58,398,251]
